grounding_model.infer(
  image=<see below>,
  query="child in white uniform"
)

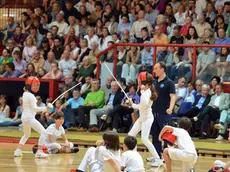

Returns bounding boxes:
[45,112,79,154]
[76,131,120,172]
[14,76,50,158]
[121,136,145,172]
[159,117,197,172]
[128,72,163,167]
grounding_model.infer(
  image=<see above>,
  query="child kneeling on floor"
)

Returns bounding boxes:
[121,135,145,172]
[77,131,120,172]
[159,117,197,172]
[45,111,79,154]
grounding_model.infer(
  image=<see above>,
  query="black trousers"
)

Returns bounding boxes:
[109,105,134,130]
[198,106,220,134]
[179,106,201,118]
[77,105,96,128]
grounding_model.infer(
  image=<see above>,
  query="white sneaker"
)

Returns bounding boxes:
[35,151,49,158]
[151,159,164,167]
[216,135,224,141]
[100,114,107,120]
[146,156,155,162]
[193,117,198,122]
[214,160,226,168]
[214,124,224,130]
[14,149,23,157]
[112,128,117,132]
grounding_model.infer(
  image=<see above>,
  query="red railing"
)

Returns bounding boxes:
[96,43,230,81]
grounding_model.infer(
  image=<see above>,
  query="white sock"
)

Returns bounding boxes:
[194,117,198,121]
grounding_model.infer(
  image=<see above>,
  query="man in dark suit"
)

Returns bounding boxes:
[178,84,211,118]
[88,81,124,132]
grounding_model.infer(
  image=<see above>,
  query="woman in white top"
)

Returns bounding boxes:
[0,95,10,122]
[14,76,50,158]
[22,36,37,62]
[98,27,113,51]
[128,72,163,167]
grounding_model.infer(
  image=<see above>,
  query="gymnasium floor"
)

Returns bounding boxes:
[0,142,227,172]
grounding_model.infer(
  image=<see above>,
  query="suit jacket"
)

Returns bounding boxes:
[193,94,211,109]
[106,90,124,107]
[208,93,230,111]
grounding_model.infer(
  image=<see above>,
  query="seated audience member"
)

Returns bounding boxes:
[60,74,77,94]
[210,76,221,95]
[19,63,37,78]
[178,84,211,118]
[192,84,230,139]
[0,17,18,40]
[0,62,20,78]
[213,28,230,56]
[40,98,55,128]
[88,81,124,132]
[76,56,95,83]
[196,41,216,78]
[121,136,145,172]
[31,50,45,73]
[48,13,68,37]
[215,106,230,141]
[109,84,140,132]
[139,41,153,73]
[80,76,92,99]
[0,49,13,68]
[37,67,47,78]
[194,79,204,97]
[100,75,114,102]
[35,95,46,121]
[13,50,27,75]
[43,51,56,72]
[11,26,27,48]
[59,90,84,128]
[52,36,64,60]
[71,79,105,131]
[175,77,187,107]
[43,61,62,80]
[0,95,10,123]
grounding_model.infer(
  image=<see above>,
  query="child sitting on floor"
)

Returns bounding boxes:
[209,160,230,172]
[121,135,145,172]
[76,131,120,172]
[159,117,197,172]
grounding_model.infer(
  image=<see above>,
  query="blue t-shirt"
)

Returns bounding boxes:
[66,97,84,109]
[16,106,22,118]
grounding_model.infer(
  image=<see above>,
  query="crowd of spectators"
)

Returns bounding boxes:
[0,0,229,140]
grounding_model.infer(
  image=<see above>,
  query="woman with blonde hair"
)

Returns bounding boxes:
[22,36,37,62]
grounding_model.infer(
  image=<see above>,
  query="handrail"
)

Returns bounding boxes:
[96,43,230,81]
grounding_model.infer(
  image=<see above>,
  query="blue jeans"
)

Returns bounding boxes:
[0,119,21,126]
[219,110,230,135]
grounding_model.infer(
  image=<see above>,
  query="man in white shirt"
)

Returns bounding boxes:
[58,50,76,76]
[194,14,211,38]
[175,77,187,106]
[48,13,68,37]
[193,84,230,139]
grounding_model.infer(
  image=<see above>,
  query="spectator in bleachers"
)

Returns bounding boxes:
[77,38,90,63]
[52,37,64,60]
[20,12,32,34]
[165,4,175,19]
[121,46,141,84]
[13,50,27,75]
[210,76,221,95]
[88,2,103,26]
[63,1,80,23]
[156,14,167,34]
[5,39,16,55]
[74,0,90,12]
[43,51,55,72]
[214,15,228,37]
[0,49,13,65]
[194,79,204,97]
[64,26,80,47]
[116,41,127,78]
[174,5,186,26]
[78,5,91,22]
[213,28,230,55]
[166,15,177,39]
[11,26,27,49]
[88,41,100,67]
[37,67,47,78]
[46,31,54,48]
[84,27,99,49]
[117,15,132,38]
[98,27,113,51]
[43,61,62,80]
[74,79,105,131]
[29,26,43,48]
[22,36,37,62]
[31,50,45,73]
[26,8,35,20]
[69,40,79,60]
[80,76,92,99]
[215,106,230,141]
[105,14,118,35]
[48,1,64,22]
[50,25,59,39]
[145,3,159,26]
[58,50,76,76]
[19,63,37,78]
[130,10,152,43]
[48,13,68,37]
[169,25,184,57]
[205,2,216,27]
[140,41,153,73]
[40,38,50,60]
[193,84,229,139]
[100,75,114,102]
[170,0,180,12]
[175,76,187,107]
[0,17,18,41]
[180,16,193,36]
[194,14,212,38]
[216,47,230,82]
[215,0,226,9]
[61,74,76,92]
[196,41,216,78]
[197,28,215,52]
[0,95,10,123]
[76,56,95,83]
[117,5,131,24]
[87,0,95,13]
[0,62,20,78]
[89,81,123,132]
[224,1,230,25]
[34,6,49,31]
[140,27,151,44]
[94,18,103,38]
[164,47,175,77]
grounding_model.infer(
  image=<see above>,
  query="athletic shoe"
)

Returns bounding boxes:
[47,148,59,154]
[146,157,155,162]
[100,114,107,120]
[35,151,49,158]
[14,149,23,157]
[70,147,79,153]
[214,124,224,130]
[151,159,164,167]
[215,135,224,141]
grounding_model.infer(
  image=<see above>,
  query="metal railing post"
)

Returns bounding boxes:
[113,46,118,76]
[192,45,197,81]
